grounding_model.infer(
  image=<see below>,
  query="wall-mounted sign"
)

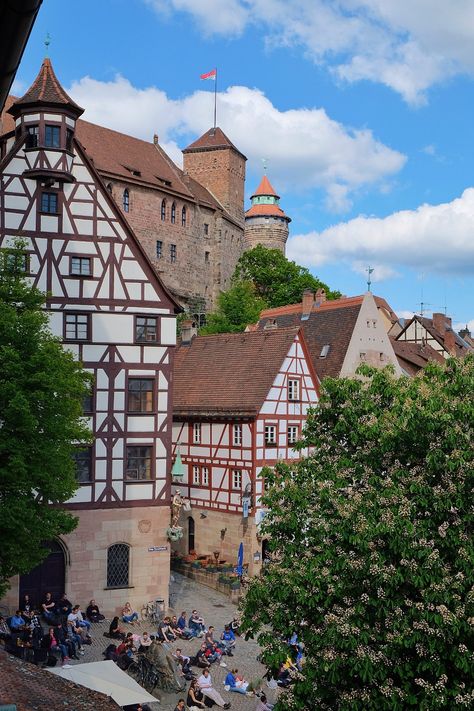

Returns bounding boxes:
[242,499,250,519]
[148,545,168,552]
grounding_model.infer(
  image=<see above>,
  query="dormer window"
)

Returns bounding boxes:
[123,189,129,213]
[44,125,60,148]
[320,344,330,358]
[26,126,39,148]
[171,202,176,224]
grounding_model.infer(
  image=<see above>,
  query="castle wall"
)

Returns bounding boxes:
[244,217,288,253]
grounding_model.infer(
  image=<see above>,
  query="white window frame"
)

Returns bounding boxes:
[232,469,242,489]
[192,465,200,485]
[233,424,242,446]
[202,466,209,486]
[288,425,298,445]
[264,424,277,446]
[193,423,201,444]
[288,378,300,401]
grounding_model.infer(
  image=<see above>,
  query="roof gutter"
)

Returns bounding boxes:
[0,0,43,112]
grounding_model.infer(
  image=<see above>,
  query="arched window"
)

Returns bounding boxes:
[123,189,129,213]
[161,199,166,221]
[106,183,113,195]
[171,202,176,224]
[181,206,186,227]
[107,543,130,588]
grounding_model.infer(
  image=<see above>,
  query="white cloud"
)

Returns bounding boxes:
[144,0,474,103]
[454,319,474,333]
[351,261,399,282]
[69,75,405,209]
[287,187,474,276]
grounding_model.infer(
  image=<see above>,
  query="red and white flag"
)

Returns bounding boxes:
[200,69,217,81]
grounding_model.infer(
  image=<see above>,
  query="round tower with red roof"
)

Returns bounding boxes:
[244,174,291,253]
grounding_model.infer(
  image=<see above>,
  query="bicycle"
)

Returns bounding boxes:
[140,600,163,625]
[127,654,163,693]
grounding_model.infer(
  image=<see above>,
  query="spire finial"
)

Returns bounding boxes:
[366,266,374,291]
[44,32,51,57]
[261,157,268,174]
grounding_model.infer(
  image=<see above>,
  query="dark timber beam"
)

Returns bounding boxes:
[0,0,43,112]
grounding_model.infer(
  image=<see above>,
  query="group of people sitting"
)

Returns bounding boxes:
[0,593,106,667]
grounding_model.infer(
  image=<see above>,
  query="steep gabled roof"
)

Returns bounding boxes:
[8,58,83,116]
[391,339,445,376]
[397,315,471,357]
[173,327,302,417]
[0,651,120,711]
[183,126,246,159]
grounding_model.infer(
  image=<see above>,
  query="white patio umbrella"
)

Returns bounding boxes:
[47,660,157,707]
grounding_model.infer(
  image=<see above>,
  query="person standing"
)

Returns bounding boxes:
[197,668,231,708]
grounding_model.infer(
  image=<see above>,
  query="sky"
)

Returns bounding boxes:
[13,0,474,329]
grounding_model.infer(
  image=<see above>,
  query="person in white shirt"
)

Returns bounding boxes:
[197,668,231,709]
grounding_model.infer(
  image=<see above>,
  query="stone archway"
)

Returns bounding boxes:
[19,540,66,607]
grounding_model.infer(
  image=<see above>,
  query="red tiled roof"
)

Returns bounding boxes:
[245,203,289,219]
[0,651,120,711]
[183,126,246,159]
[173,327,302,416]
[391,339,445,376]
[251,175,278,198]
[398,315,471,357]
[9,59,83,116]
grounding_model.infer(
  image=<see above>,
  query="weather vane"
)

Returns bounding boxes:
[261,158,268,174]
[44,32,51,57]
[366,266,374,291]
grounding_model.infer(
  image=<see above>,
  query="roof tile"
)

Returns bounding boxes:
[9,59,83,116]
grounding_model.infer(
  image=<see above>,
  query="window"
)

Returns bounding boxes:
[192,464,210,486]
[181,206,186,227]
[205,251,210,264]
[161,199,166,221]
[203,223,209,236]
[360,352,366,362]
[193,423,201,444]
[320,344,330,358]
[0,249,29,274]
[125,445,152,479]
[171,203,176,224]
[107,544,130,588]
[233,424,242,446]
[288,378,300,401]
[156,240,163,259]
[65,313,89,341]
[41,192,58,214]
[73,447,92,483]
[192,465,200,485]
[82,390,94,414]
[288,425,298,445]
[232,469,242,489]
[264,424,277,446]
[66,128,73,151]
[26,125,38,148]
[123,189,129,212]
[202,466,209,486]
[135,316,157,343]
[70,256,91,276]
[128,378,154,413]
[44,124,60,148]
[170,244,177,263]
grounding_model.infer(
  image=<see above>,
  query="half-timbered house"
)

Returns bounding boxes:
[0,58,179,614]
[171,325,319,574]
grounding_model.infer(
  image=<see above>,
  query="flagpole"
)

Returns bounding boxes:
[213,67,217,132]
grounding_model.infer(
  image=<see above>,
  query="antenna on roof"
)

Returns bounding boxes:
[44,32,51,58]
[366,266,374,292]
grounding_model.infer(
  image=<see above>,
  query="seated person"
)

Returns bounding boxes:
[109,616,126,639]
[20,594,34,621]
[170,614,191,639]
[174,700,186,711]
[187,678,214,709]
[197,668,231,708]
[122,602,139,624]
[204,626,216,646]
[66,620,84,657]
[225,668,248,695]
[189,610,206,636]
[229,616,240,635]
[220,626,236,655]
[276,661,292,687]
[157,616,176,644]
[9,610,26,631]
[56,594,73,622]
[0,616,11,644]
[173,648,191,675]
[41,592,56,623]
[138,631,152,652]
[28,609,43,645]
[176,611,193,639]
[255,693,274,711]
[86,599,105,623]
[192,642,212,668]
[68,605,92,634]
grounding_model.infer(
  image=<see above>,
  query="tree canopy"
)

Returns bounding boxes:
[241,358,474,710]
[234,245,339,308]
[0,247,92,597]
[200,280,266,335]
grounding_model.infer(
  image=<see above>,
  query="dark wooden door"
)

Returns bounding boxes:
[188,516,195,553]
[19,541,65,607]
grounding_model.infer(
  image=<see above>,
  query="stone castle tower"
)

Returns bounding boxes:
[183,127,247,226]
[244,174,291,253]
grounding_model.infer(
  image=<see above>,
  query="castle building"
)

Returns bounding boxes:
[243,174,291,253]
[170,325,319,575]
[0,57,179,614]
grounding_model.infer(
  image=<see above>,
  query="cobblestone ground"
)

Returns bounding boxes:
[72,573,278,710]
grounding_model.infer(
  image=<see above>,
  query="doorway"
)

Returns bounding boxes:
[19,540,66,606]
[188,516,195,553]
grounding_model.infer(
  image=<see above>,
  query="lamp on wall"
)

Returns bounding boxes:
[220,528,227,539]
[171,446,185,482]
[200,512,207,519]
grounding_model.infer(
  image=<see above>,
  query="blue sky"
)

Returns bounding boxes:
[15,0,474,328]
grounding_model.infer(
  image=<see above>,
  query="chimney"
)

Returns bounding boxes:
[314,288,326,307]
[301,289,315,321]
[180,319,197,345]
[153,134,159,145]
[444,329,456,355]
[432,312,451,333]
[263,318,277,330]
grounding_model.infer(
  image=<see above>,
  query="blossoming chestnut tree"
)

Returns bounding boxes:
[241,357,474,710]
